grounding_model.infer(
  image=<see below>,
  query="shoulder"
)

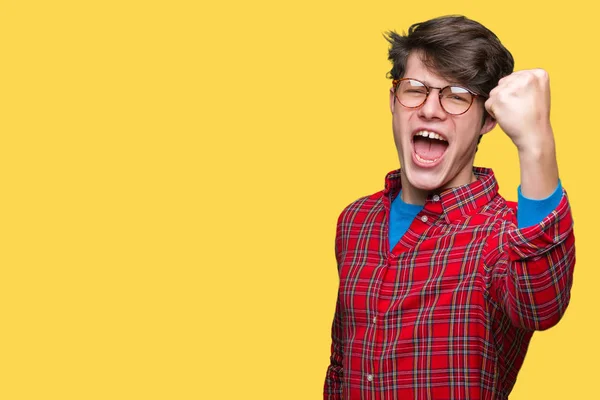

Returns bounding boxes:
[337,190,385,226]
[452,193,518,244]
[475,194,520,259]
[479,192,518,225]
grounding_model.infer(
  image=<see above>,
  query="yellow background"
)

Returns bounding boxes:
[0,0,596,398]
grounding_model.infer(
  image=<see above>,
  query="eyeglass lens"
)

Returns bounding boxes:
[397,79,473,115]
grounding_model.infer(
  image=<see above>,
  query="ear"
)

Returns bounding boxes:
[479,113,496,136]
[389,87,396,114]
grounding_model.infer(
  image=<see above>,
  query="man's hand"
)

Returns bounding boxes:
[485,69,559,199]
[485,69,553,151]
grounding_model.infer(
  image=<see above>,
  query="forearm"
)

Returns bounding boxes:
[517,126,559,199]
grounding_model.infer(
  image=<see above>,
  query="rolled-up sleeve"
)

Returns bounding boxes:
[486,189,576,331]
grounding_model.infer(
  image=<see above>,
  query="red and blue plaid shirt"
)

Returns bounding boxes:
[324,167,575,400]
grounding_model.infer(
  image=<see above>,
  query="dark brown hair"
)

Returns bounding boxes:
[385,15,514,97]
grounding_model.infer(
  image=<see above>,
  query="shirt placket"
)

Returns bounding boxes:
[371,196,443,399]
[364,259,387,399]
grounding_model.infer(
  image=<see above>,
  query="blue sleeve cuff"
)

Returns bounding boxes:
[517,180,563,228]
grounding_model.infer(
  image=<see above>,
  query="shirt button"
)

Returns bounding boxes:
[373,316,377,324]
[367,374,374,382]
[421,215,428,223]
[433,195,440,202]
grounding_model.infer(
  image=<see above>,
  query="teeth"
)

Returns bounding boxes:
[416,153,439,163]
[415,130,447,142]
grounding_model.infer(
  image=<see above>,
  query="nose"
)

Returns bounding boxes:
[417,90,446,120]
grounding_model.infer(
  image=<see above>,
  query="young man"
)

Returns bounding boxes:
[324,15,575,400]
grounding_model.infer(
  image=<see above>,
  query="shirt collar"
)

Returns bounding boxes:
[383,167,499,224]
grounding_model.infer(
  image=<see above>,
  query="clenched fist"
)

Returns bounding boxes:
[485,69,553,151]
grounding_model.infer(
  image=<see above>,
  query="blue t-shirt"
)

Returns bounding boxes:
[389,181,563,249]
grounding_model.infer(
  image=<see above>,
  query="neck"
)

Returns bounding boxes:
[399,185,428,206]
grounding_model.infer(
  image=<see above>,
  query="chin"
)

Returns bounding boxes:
[403,156,449,191]
[410,176,446,192]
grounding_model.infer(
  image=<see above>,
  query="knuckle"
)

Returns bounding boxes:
[533,68,549,81]
[522,72,535,84]
[497,90,509,102]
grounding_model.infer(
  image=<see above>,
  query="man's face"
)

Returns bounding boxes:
[390,52,496,197]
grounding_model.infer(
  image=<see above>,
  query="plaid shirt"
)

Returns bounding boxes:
[324,167,575,400]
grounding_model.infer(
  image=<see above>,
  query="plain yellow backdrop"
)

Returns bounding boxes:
[0,0,596,398]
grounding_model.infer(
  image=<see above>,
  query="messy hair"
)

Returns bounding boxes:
[385,15,514,97]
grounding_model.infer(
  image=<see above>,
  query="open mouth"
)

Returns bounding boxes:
[412,130,449,165]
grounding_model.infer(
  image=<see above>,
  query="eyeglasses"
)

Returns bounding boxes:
[392,78,484,115]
